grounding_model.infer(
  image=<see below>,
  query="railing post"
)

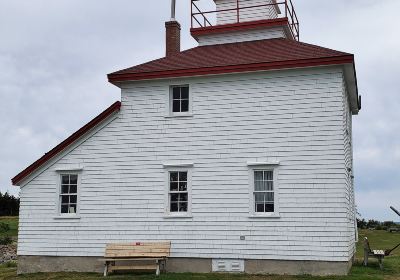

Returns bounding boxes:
[285,0,287,18]
[237,0,240,23]
[190,0,193,28]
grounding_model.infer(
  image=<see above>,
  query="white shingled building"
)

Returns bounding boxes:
[13,0,361,275]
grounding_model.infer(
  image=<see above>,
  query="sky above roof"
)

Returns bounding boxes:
[1,0,399,221]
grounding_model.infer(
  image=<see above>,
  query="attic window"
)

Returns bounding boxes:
[170,85,190,114]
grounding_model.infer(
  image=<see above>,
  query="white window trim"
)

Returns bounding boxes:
[248,164,280,218]
[166,84,193,117]
[163,166,193,219]
[54,170,82,219]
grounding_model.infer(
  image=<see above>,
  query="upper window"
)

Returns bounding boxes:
[169,171,188,213]
[60,174,78,214]
[253,170,275,213]
[171,86,189,114]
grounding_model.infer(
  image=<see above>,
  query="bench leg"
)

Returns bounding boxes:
[363,249,369,266]
[103,262,108,277]
[156,260,160,276]
[378,257,384,270]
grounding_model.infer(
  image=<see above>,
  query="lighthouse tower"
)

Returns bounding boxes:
[191,0,299,45]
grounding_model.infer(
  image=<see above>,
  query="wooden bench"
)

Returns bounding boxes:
[103,241,171,276]
[363,237,400,270]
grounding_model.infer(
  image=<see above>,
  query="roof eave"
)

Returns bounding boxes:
[108,55,355,84]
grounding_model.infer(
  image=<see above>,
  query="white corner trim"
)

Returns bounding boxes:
[247,161,280,167]
[163,162,194,168]
[54,166,84,172]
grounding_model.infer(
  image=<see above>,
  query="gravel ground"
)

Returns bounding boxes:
[0,243,17,264]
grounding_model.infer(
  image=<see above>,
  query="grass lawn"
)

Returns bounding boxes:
[0,225,399,280]
[0,217,18,238]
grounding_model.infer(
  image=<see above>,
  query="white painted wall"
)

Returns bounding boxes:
[197,27,286,46]
[18,67,356,262]
[215,0,278,25]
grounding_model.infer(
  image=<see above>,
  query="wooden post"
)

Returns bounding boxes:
[156,260,160,276]
[103,261,108,277]
[363,238,369,266]
[378,256,383,270]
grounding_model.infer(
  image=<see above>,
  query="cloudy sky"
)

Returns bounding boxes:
[1,0,399,221]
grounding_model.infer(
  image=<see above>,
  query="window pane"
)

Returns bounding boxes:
[69,204,77,214]
[265,204,274,212]
[255,181,264,191]
[254,171,263,181]
[170,202,178,212]
[61,196,69,204]
[266,192,274,202]
[179,172,187,181]
[181,100,189,112]
[264,171,273,180]
[170,182,178,192]
[179,202,188,212]
[61,185,69,194]
[181,87,189,99]
[61,205,69,214]
[170,193,179,202]
[61,175,69,185]
[170,172,178,182]
[179,193,188,202]
[172,87,180,99]
[256,203,264,213]
[69,185,77,194]
[172,100,180,112]
[263,181,273,191]
[70,175,78,185]
[70,195,77,204]
[255,193,264,203]
[179,182,187,191]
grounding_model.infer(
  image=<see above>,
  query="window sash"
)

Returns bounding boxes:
[171,86,189,113]
[169,171,188,213]
[253,170,275,213]
[60,174,78,214]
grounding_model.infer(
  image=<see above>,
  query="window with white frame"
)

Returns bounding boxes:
[168,171,188,213]
[253,170,275,213]
[60,174,78,214]
[170,85,189,114]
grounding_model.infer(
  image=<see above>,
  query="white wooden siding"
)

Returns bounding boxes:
[215,0,278,25]
[197,27,286,46]
[18,67,354,262]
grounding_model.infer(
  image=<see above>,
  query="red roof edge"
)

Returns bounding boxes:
[12,101,122,186]
[108,55,355,83]
[190,18,290,39]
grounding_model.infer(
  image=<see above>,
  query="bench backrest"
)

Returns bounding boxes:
[105,242,171,258]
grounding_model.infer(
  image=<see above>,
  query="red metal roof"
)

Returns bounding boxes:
[108,38,354,83]
[12,101,121,186]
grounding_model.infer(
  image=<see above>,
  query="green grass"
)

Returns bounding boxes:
[0,228,399,280]
[0,217,18,238]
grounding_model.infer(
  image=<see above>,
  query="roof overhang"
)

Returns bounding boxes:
[12,101,122,186]
[108,55,355,85]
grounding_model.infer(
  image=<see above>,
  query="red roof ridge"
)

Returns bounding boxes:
[12,101,122,186]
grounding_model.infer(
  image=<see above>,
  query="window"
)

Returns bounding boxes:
[169,171,188,212]
[60,174,78,214]
[254,170,274,213]
[171,86,189,114]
